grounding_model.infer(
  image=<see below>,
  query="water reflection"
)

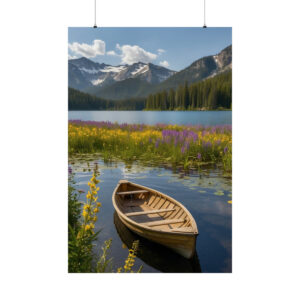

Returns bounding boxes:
[114,212,202,273]
[69,155,232,272]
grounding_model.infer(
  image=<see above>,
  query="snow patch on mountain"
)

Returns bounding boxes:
[79,67,103,74]
[68,57,176,91]
[101,65,127,73]
[131,64,148,75]
[91,78,105,85]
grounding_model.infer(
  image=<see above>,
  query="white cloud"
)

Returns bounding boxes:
[158,49,166,54]
[116,44,157,64]
[106,50,118,56]
[68,40,105,58]
[68,54,78,60]
[159,60,170,68]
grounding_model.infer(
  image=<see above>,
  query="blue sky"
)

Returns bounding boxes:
[68,27,231,71]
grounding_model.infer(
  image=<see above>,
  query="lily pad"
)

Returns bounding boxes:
[214,190,225,196]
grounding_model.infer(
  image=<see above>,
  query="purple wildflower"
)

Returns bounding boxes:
[224,146,228,154]
[197,153,202,160]
[155,139,160,148]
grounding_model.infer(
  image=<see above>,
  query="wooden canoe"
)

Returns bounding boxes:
[112,180,198,259]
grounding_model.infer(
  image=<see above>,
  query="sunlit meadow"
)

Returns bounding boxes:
[68,121,232,172]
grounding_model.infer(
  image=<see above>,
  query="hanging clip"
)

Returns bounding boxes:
[203,0,207,28]
[93,0,97,28]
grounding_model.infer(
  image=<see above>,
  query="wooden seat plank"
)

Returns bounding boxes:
[117,190,149,195]
[125,208,176,217]
[141,218,185,227]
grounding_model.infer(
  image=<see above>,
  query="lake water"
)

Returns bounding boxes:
[68,111,232,126]
[69,155,232,273]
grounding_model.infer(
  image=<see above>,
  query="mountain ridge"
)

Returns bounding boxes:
[68,44,232,101]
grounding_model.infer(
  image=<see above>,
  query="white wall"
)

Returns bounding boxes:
[0,0,299,299]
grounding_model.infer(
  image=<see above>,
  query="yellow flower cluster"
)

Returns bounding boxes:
[117,240,140,273]
[81,172,101,234]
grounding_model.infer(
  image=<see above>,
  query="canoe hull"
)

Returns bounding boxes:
[113,180,198,259]
[118,210,197,259]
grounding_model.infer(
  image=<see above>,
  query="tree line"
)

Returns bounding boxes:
[145,71,232,110]
[69,88,145,111]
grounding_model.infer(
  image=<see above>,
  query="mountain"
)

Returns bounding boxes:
[92,77,154,100]
[68,57,128,90]
[153,45,232,92]
[68,45,232,101]
[68,58,176,92]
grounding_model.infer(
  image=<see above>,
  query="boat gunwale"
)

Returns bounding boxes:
[112,180,198,236]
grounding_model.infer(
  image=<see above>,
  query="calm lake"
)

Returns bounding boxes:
[68,111,232,272]
[68,111,232,126]
[69,156,232,273]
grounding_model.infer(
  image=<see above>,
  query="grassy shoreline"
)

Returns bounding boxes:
[68,121,232,172]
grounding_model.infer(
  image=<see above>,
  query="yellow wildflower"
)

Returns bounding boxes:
[83,204,90,210]
[85,224,91,231]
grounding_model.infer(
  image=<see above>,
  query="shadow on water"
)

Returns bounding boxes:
[113,212,202,273]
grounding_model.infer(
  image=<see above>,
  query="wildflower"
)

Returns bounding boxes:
[96,202,102,207]
[155,139,160,148]
[197,153,202,160]
[224,146,228,154]
[86,191,91,199]
[94,207,99,213]
[181,146,185,154]
[85,224,91,231]
[83,204,90,210]
[82,210,88,217]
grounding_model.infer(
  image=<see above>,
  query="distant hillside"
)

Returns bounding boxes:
[69,70,231,111]
[152,45,232,93]
[145,70,232,110]
[68,88,145,111]
[87,77,154,100]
